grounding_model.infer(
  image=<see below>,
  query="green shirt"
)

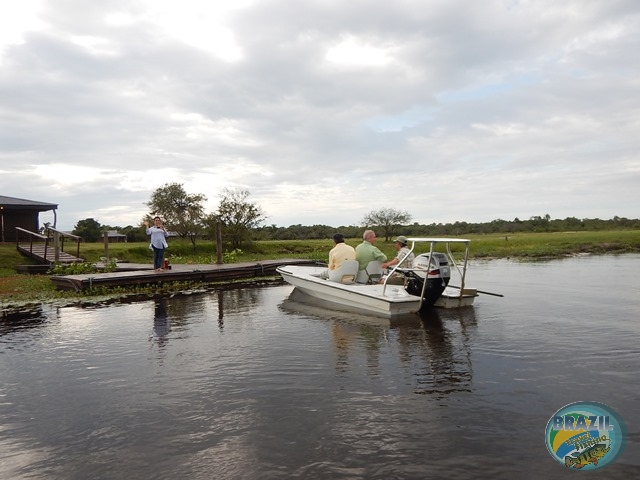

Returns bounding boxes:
[355,241,387,270]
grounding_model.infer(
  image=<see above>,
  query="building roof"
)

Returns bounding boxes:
[0,195,58,211]
[106,230,127,237]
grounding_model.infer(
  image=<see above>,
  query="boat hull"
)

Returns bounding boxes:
[434,287,477,308]
[276,265,422,318]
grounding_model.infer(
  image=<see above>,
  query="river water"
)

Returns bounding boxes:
[1,254,639,479]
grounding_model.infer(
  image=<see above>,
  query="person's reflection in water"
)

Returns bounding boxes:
[151,299,171,351]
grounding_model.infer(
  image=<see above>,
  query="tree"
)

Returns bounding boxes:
[362,208,412,241]
[215,187,266,249]
[120,225,147,242]
[146,183,206,247]
[73,218,103,242]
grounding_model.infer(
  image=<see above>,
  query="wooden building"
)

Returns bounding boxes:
[0,195,58,243]
[106,230,128,243]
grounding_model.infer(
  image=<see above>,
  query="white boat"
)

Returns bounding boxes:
[276,237,483,318]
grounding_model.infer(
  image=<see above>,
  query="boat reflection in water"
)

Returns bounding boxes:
[279,288,476,397]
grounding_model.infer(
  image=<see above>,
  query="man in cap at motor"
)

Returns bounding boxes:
[381,236,415,284]
[382,236,415,270]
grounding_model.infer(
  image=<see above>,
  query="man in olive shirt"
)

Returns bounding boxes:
[355,229,387,270]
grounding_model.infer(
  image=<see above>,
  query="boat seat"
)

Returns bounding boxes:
[328,260,359,284]
[356,260,383,284]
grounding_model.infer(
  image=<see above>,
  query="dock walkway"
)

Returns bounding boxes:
[17,243,82,264]
[51,259,320,292]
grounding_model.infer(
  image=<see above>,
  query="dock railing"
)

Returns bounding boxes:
[45,227,82,261]
[15,226,83,263]
[15,227,50,260]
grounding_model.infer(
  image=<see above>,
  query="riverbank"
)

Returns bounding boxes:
[2,230,639,307]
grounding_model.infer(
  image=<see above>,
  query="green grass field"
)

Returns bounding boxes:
[1,230,639,304]
[76,230,640,263]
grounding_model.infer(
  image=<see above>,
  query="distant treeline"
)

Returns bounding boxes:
[100,215,639,243]
[252,216,640,241]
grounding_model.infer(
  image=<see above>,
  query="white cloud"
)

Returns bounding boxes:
[0,0,46,46]
[0,0,47,66]
[325,35,394,67]
[0,0,639,230]
[138,0,247,61]
[70,35,120,56]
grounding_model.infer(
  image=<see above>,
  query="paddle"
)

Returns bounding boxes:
[448,285,504,297]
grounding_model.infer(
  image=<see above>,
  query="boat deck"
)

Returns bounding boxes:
[51,259,319,292]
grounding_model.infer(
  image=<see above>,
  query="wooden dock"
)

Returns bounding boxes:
[50,259,320,292]
[17,243,82,264]
[16,227,83,264]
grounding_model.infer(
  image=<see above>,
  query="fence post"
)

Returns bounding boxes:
[54,231,60,262]
[104,231,109,258]
[216,221,223,264]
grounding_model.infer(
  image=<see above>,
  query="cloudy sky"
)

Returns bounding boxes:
[1,0,638,231]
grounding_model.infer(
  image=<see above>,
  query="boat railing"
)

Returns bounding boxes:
[381,240,418,295]
[382,238,471,305]
[381,240,431,305]
[445,242,470,294]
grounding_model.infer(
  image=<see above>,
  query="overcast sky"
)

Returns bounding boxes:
[1,0,638,231]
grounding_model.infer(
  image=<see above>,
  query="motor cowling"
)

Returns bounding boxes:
[403,252,451,308]
[411,252,451,280]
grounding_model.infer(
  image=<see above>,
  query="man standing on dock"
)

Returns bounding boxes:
[145,217,169,271]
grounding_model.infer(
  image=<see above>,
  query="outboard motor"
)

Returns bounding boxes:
[404,252,451,307]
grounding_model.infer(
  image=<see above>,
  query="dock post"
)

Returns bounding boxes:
[216,221,223,264]
[54,231,60,262]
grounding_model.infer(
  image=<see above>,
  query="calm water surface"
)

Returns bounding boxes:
[1,254,639,479]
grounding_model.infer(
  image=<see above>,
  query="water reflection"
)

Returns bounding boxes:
[217,290,224,327]
[0,282,265,341]
[1,257,640,479]
[147,285,265,351]
[221,284,265,313]
[151,299,171,348]
[411,308,476,396]
[280,289,476,397]
[0,304,50,342]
